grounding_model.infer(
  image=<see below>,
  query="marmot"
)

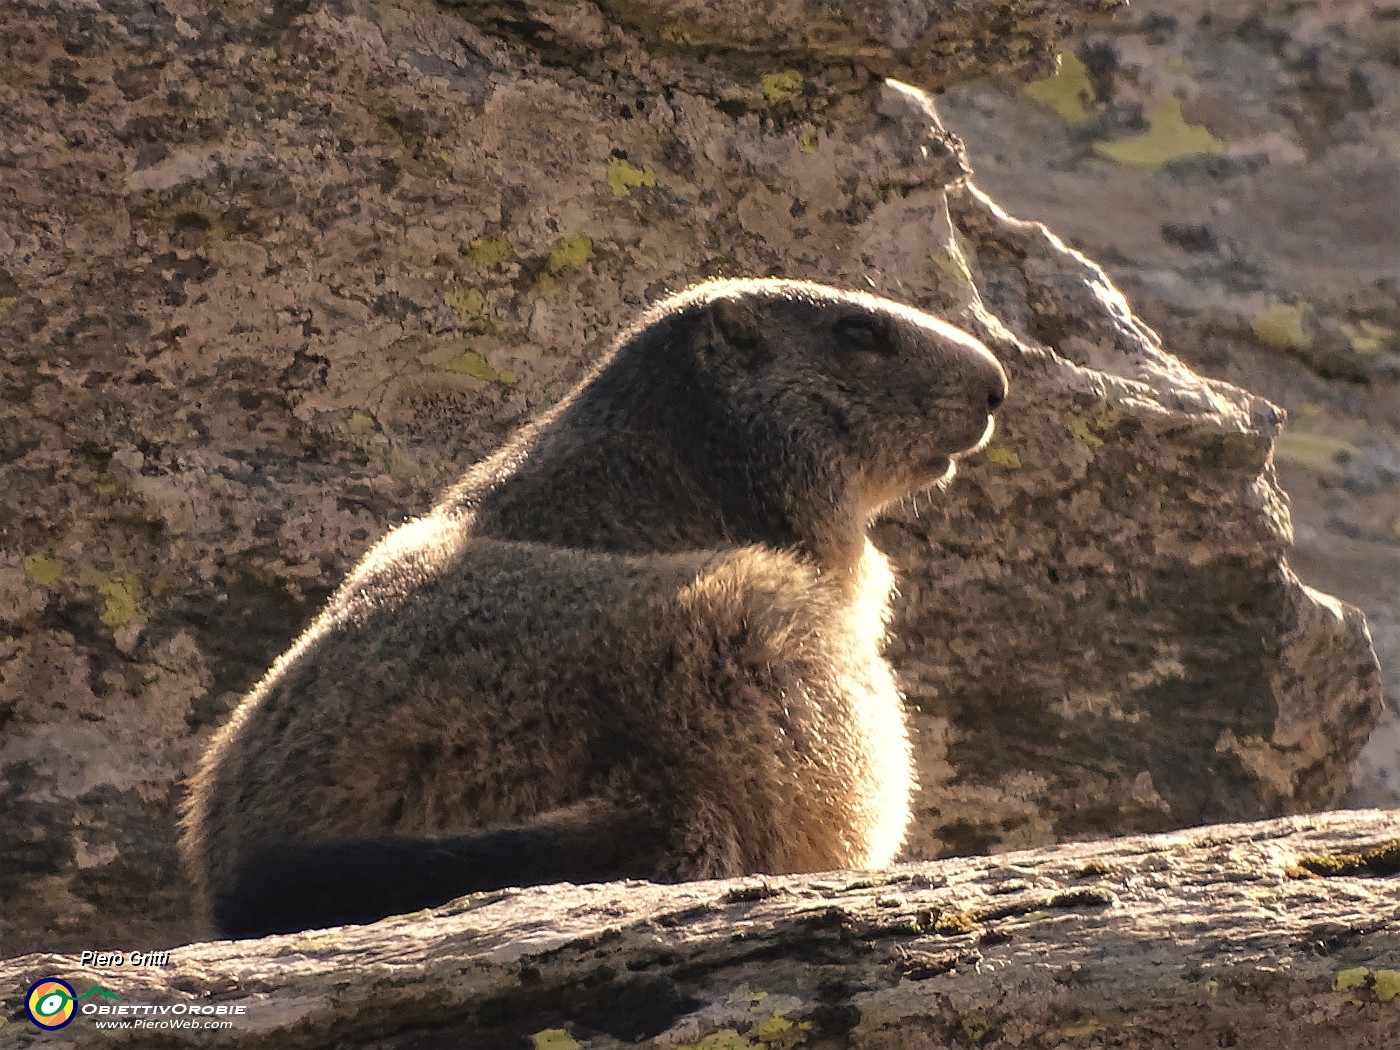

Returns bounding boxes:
[181,278,1008,938]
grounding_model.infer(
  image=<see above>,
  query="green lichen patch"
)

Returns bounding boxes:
[81,573,145,628]
[159,420,199,445]
[531,1030,582,1050]
[753,1010,812,1047]
[797,128,819,154]
[982,439,1022,471]
[1047,888,1114,909]
[759,70,804,105]
[23,553,66,587]
[545,235,594,275]
[1055,1018,1109,1040]
[1273,433,1356,471]
[1287,839,1400,879]
[462,234,514,269]
[929,248,974,285]
[933,910,978,935]
[1335,966,1369,992]
[1022,52,1094,125]
[1067,405,1122,449]
[1342,320,1396,356]
[348,410,379,434]
[1375,970,1400,1003]
[606,157,657,197]
[956,1008,997,1047]
[429,148,456,175]
[444,350,517,386]
[1297,402,1324,421]
[442,287,497,333]
[89,475,119,499]
[1331,966,1400,1005]
[1094,98,1225,168]
[1252,302,1313,353]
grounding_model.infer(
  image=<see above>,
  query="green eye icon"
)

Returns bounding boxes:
[26,979,76,1029]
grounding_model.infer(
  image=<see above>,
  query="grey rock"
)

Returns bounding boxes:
[0,0,1382,956]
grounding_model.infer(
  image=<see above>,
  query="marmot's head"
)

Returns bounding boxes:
[645,279,1008,516]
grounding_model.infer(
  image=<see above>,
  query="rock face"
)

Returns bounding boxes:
[935,0,1400,806]
[0,0,1383,955]
[1,811,1397,1049]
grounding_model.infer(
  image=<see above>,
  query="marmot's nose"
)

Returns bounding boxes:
[983,358,1009,413]
[987,373,1007,412]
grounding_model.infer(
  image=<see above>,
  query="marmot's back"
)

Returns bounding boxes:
[181,279,1006,938]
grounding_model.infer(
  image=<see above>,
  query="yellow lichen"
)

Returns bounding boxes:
[1297,402,1324,420]
[606,157,657,197]
[463,235,514,269]
[531,1030,582,1050]
[429,148,456,174]
[1273,433,1356,471]
[1341,320,1395,356]
[545,235,594,275]
[797,128,819,154]
[1022,52,1094,125]
[444,350,517,385]
[1068,406,1121,449]
[760,70,804,105]
[655,19,729,49]
[1058,1018,1109,1039]
[1289,839,1400,878]
[23,553,66,587]
[957,1009,996,1047]
[982,442,1022,470]
[754,1010,812,1047]
[929,249,974,284]
[1094,98,1225,168]
[1335,967,1370,992]
[349,411,378,434]
[442,288,496,332]
[1252,302,1313,353]
[933,911,977,934]
[85,574,144,628]
[161,420,198,445]
[1373,970,1400,1003]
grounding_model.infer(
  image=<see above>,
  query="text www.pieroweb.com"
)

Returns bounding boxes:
[85,1003,246,1031]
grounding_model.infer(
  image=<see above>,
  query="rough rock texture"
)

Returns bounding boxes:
[0,0,1383,955]
[2,811,1398,1048]
[936,0,1400,805]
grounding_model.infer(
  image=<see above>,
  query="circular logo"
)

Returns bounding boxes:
[26,978,77,1030]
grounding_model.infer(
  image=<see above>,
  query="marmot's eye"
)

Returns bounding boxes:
[834,316,892,354]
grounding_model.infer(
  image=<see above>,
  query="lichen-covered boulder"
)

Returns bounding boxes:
[0,0,1381,955]
[935,0,1400,807]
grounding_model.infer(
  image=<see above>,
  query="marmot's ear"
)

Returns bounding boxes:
[705,297,770,367]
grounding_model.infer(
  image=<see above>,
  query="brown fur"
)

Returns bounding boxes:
[181,278,1007,931]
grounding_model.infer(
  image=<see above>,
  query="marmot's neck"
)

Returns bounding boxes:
[456,357,870,575]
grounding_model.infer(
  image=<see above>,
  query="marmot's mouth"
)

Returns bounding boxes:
[960,414,996,457]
